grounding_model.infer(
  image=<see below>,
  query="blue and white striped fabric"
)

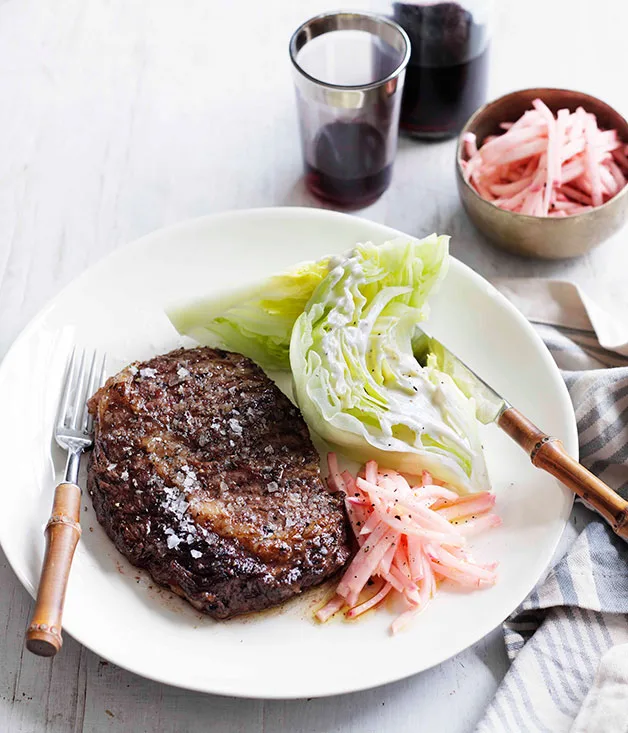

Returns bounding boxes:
[476,280,628,733]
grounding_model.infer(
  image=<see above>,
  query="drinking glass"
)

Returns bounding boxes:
[290,11,410,209]
[389,0,494,139]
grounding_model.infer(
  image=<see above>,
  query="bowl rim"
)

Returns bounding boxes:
[455,86,628,222]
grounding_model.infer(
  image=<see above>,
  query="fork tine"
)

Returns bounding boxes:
[99,353,107,386]
[77,350,97,433]
[82,351,106,434]
[87,352,107,435]
[69,349,88,430]
[56,347,79,430]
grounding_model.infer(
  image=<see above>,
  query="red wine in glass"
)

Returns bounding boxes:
[305,121,392,209]
[393,2,490,138]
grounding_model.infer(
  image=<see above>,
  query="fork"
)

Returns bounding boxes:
[25,347,107,657]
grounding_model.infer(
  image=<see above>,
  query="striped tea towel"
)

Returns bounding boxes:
[476,279,628,733]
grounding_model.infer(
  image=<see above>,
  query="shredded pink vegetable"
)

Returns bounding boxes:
[461,99,627,216]
[315,456,501,634]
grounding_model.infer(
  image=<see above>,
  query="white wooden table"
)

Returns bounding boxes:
[1,0,626,730]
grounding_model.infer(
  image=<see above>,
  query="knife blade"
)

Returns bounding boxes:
[412,327,628,541]
[412,328,510,425]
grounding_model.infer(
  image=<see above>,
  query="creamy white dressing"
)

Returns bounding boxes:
[312,247,476,460]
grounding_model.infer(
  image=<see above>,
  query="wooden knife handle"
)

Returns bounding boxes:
[498,407,628,540]
[26,482,82,656]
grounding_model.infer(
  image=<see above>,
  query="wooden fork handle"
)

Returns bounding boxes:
[498,407,628,541]
[26,482,82,656]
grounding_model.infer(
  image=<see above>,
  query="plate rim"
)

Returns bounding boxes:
[0,206,577,698]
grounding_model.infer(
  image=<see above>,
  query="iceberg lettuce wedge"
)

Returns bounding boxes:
[289,236,489,492]
[168,233,489,492]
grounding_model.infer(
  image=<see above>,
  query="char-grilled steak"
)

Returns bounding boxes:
[87,347,350,619]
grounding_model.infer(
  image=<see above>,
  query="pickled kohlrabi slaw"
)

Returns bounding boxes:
[318,455,500,634]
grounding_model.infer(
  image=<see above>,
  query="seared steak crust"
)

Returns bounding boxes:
[87,347,350,619]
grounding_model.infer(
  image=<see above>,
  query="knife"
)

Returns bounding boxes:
[413,330,628,541]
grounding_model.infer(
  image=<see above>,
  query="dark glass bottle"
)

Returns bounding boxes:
[391,1,493,139]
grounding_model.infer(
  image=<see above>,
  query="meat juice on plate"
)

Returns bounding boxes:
[393,1,491,138]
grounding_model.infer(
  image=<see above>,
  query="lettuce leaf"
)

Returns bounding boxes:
[168,258,332,371]
[289,235,489,492]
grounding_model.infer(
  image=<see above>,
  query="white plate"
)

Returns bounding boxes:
[0,208,576,699]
